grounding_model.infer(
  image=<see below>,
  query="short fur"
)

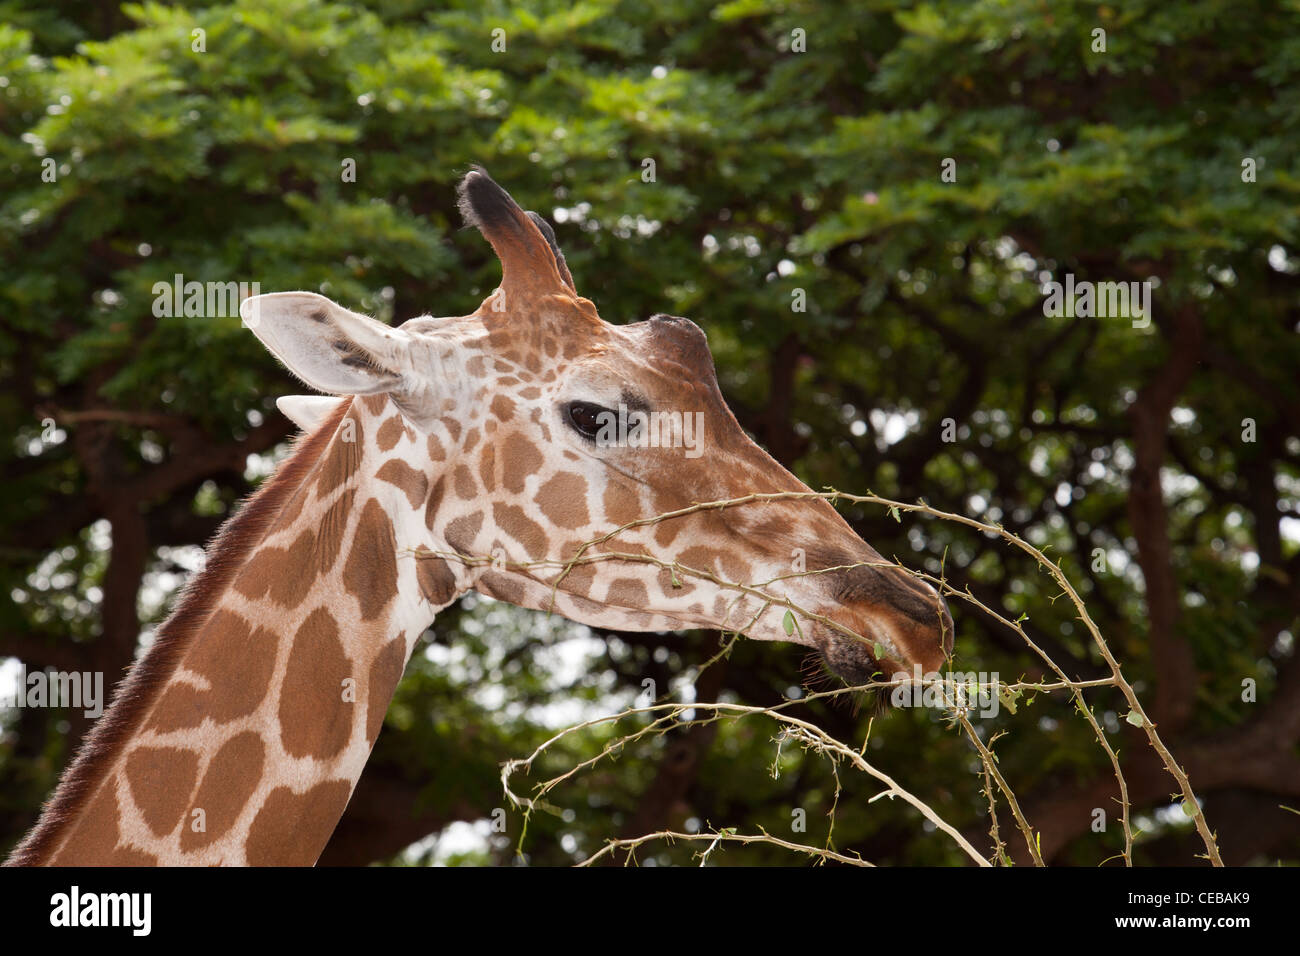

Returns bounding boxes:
[4,400,353,866]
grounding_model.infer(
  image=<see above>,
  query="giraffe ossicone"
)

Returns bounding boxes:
[8,167,953,867]
[276,394,343,432]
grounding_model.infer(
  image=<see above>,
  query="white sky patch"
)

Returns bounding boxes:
[1007,251,1036,273]
[522,629,614,727]
[725,234,762,257]
[244,449,280,482]
[1029,447,1050,477]
[137,545,205,624]
[1104,548,1131,574]
[613,214,661,239]
[867,408,918,449]
[1281,516,1300,545]
[551,201,591,225]
[427,599,624,729]
[403,819,495,866]
[88,518,111,552]
[1146,799,1198,830]
[1268,244,1296,273]
[1159,466,1199,497]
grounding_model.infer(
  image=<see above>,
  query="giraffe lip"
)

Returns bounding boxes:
[822,656,879,688]
[819,630,886,688]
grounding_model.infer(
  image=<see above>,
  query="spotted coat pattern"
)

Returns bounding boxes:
[9,169,951,867]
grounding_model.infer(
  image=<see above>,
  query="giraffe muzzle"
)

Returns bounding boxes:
[818,566,954,687]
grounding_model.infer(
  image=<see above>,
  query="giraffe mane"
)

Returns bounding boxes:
[4,398,354,866]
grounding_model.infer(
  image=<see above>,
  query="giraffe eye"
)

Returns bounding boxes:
[564,401,612,440]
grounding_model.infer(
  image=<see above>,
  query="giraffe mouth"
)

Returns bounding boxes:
[813,634,898,717]
[823,563,955,680]
[818,627,890,689]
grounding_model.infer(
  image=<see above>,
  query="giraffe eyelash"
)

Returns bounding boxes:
[564,400,613,441]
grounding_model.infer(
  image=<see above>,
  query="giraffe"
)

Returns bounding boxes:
[7,168,953,866]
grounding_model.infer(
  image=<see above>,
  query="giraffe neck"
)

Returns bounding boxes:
[11,396,465,865]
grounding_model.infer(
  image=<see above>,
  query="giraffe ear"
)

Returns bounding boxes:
[276,395,345,432]
[241,291,408,396]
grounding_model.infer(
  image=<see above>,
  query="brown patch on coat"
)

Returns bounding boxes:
[276,481,312,529]
[124,746,200,838]
[453,464,477,500]
[490,395,515,422]
[147,610,278,733]
[557,540,597,596]
[416,550,458,606]
[315,410,365,499]
[424,475,446,531]
[245,780,354,866]
[478,571,524,605]
[376,416,405,452]
[607,577,649,609]
[6,400,352,866]
[180,731,265,851]
[659,564,695,597]
[376,459,428,510]
[444,512,484,554]
[479,443,496,492]
[278,607,354,760]
[49,782,129,865]
[603,482,641,526]
[366,637,407,744]
[501,433,544,494]
[315,486,356,572]
[342,499,398,621]
[535,473,589,528]
[675,545,726,580]
[234,527,319,609]
[493,503,549,561]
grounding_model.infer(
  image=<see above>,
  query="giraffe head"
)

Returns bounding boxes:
[243,168,952,691]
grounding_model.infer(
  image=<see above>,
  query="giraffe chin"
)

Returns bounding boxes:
[817,629,888,690]
[815,635,899,717]
[820,651,882,690]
